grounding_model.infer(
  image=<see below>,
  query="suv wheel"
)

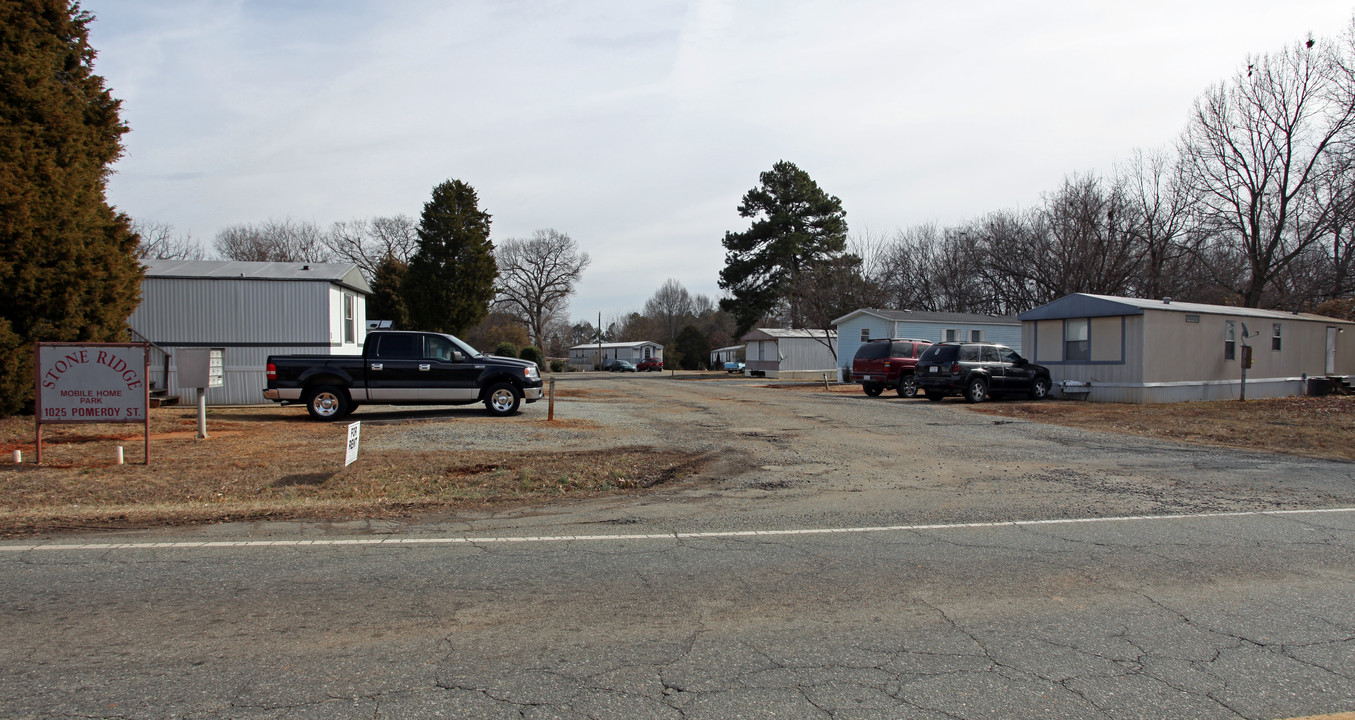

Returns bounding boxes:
[897,374,917,398]
[1029,376,1050,400]
[965,378,988,404]
[862,383,884,397]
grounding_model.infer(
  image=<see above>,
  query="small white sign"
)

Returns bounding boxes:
[344,421,361,466]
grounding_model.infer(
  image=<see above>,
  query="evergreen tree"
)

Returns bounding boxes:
[718,161,848,336]
[365,253,409,329]
[402,179,497,335]
[673,324,711,370]
[0,1,141,414]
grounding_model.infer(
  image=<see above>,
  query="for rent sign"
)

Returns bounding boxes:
[36,343,149,423]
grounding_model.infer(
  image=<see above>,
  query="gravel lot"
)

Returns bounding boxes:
[347,372,1355,539]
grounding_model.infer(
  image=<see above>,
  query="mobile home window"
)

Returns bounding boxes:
[343,293,355,344]
[1272,323,1282,351]
[1065,318,1089,362]
[1225,321,1236,360]
[944,329,960,342]
[860,328,870,342]
[969,329,983,342]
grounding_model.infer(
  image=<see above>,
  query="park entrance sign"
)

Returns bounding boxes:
[34,343,150,464]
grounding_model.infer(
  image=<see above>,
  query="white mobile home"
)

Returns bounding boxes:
[128,260,371,405]
[710,344,744,368]
[833,308,1021,372]
[568,341,663,369]
[742,328,838,379]
[1018,293,1355,403]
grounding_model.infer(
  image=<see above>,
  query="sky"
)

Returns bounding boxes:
[85,0,1355,324]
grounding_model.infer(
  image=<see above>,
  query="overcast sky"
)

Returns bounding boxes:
[86,0,1355,323]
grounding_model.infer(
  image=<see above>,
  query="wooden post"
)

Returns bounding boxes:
[547,379,556,421]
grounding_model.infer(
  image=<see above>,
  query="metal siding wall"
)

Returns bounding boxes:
[131,278,331,345]
[783,338,838,371]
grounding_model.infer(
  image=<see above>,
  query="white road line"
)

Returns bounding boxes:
[1,507,1352,553]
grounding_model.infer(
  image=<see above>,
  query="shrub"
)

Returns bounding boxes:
[519,346,544,368]
[549,359,566,373]
[494,342,518,358]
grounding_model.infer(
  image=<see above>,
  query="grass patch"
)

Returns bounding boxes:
[0,407,703,536]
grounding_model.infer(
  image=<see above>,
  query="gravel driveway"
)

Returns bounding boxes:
[355,373,1355,538]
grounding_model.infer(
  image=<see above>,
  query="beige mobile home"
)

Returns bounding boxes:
[1019,294,1355,403]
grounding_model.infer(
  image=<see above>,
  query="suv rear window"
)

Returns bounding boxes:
[855,341,917,360]
[853,342,891,360]
[920,344,958,362]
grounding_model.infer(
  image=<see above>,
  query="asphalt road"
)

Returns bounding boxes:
[2,375,1353,719]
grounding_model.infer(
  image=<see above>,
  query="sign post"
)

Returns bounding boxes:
[35,343,151,464]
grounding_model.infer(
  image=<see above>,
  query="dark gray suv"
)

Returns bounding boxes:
[914,342,1051,403]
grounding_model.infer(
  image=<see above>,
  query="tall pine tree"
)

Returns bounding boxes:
[402,179,497,335]
[0,1,142,415]
[718,161,848,336]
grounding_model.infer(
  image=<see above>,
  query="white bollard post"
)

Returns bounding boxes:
[115,446,124,465]
[12,450,20,464]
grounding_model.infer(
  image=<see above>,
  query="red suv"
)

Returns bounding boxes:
[636,358,663,372]
[851,338,932,397]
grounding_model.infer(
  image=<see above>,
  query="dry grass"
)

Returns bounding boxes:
[970,394,1355,461]
[771,382,1355,462]
[0,407,704,537]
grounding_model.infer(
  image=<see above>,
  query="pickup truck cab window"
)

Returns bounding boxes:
[426,335,458,361]
[375,334,419,359]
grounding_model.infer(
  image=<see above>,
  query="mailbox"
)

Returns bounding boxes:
[178,348,224,388]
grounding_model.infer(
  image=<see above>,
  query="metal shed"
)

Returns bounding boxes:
[128,260,371,405]
[1019,293,1355,403]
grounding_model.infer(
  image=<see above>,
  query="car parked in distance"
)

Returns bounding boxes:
[914,342,1051,403]
[723,361,745,373]
[604,359,638,372]
[636,358,663,372]
[851,338,932,398]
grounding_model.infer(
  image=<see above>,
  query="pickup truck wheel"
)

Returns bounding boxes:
[926,390,945,402]
[863,383,883,397]
[305,385,350,421]
[484,382,521,416]
[897,374,917,398]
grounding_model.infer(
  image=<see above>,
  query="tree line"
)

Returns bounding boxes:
[717,24,1355,331]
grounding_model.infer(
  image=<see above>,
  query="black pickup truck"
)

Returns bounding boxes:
[264,330,544,420]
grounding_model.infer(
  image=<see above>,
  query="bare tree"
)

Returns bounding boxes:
[323,215,419,280]
[643,278,695,346]
[1116,148,1202,300]
[1181,34,1355,307]
[494,229,591,347]
[132,221,206,260]
[214,218,331,262]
